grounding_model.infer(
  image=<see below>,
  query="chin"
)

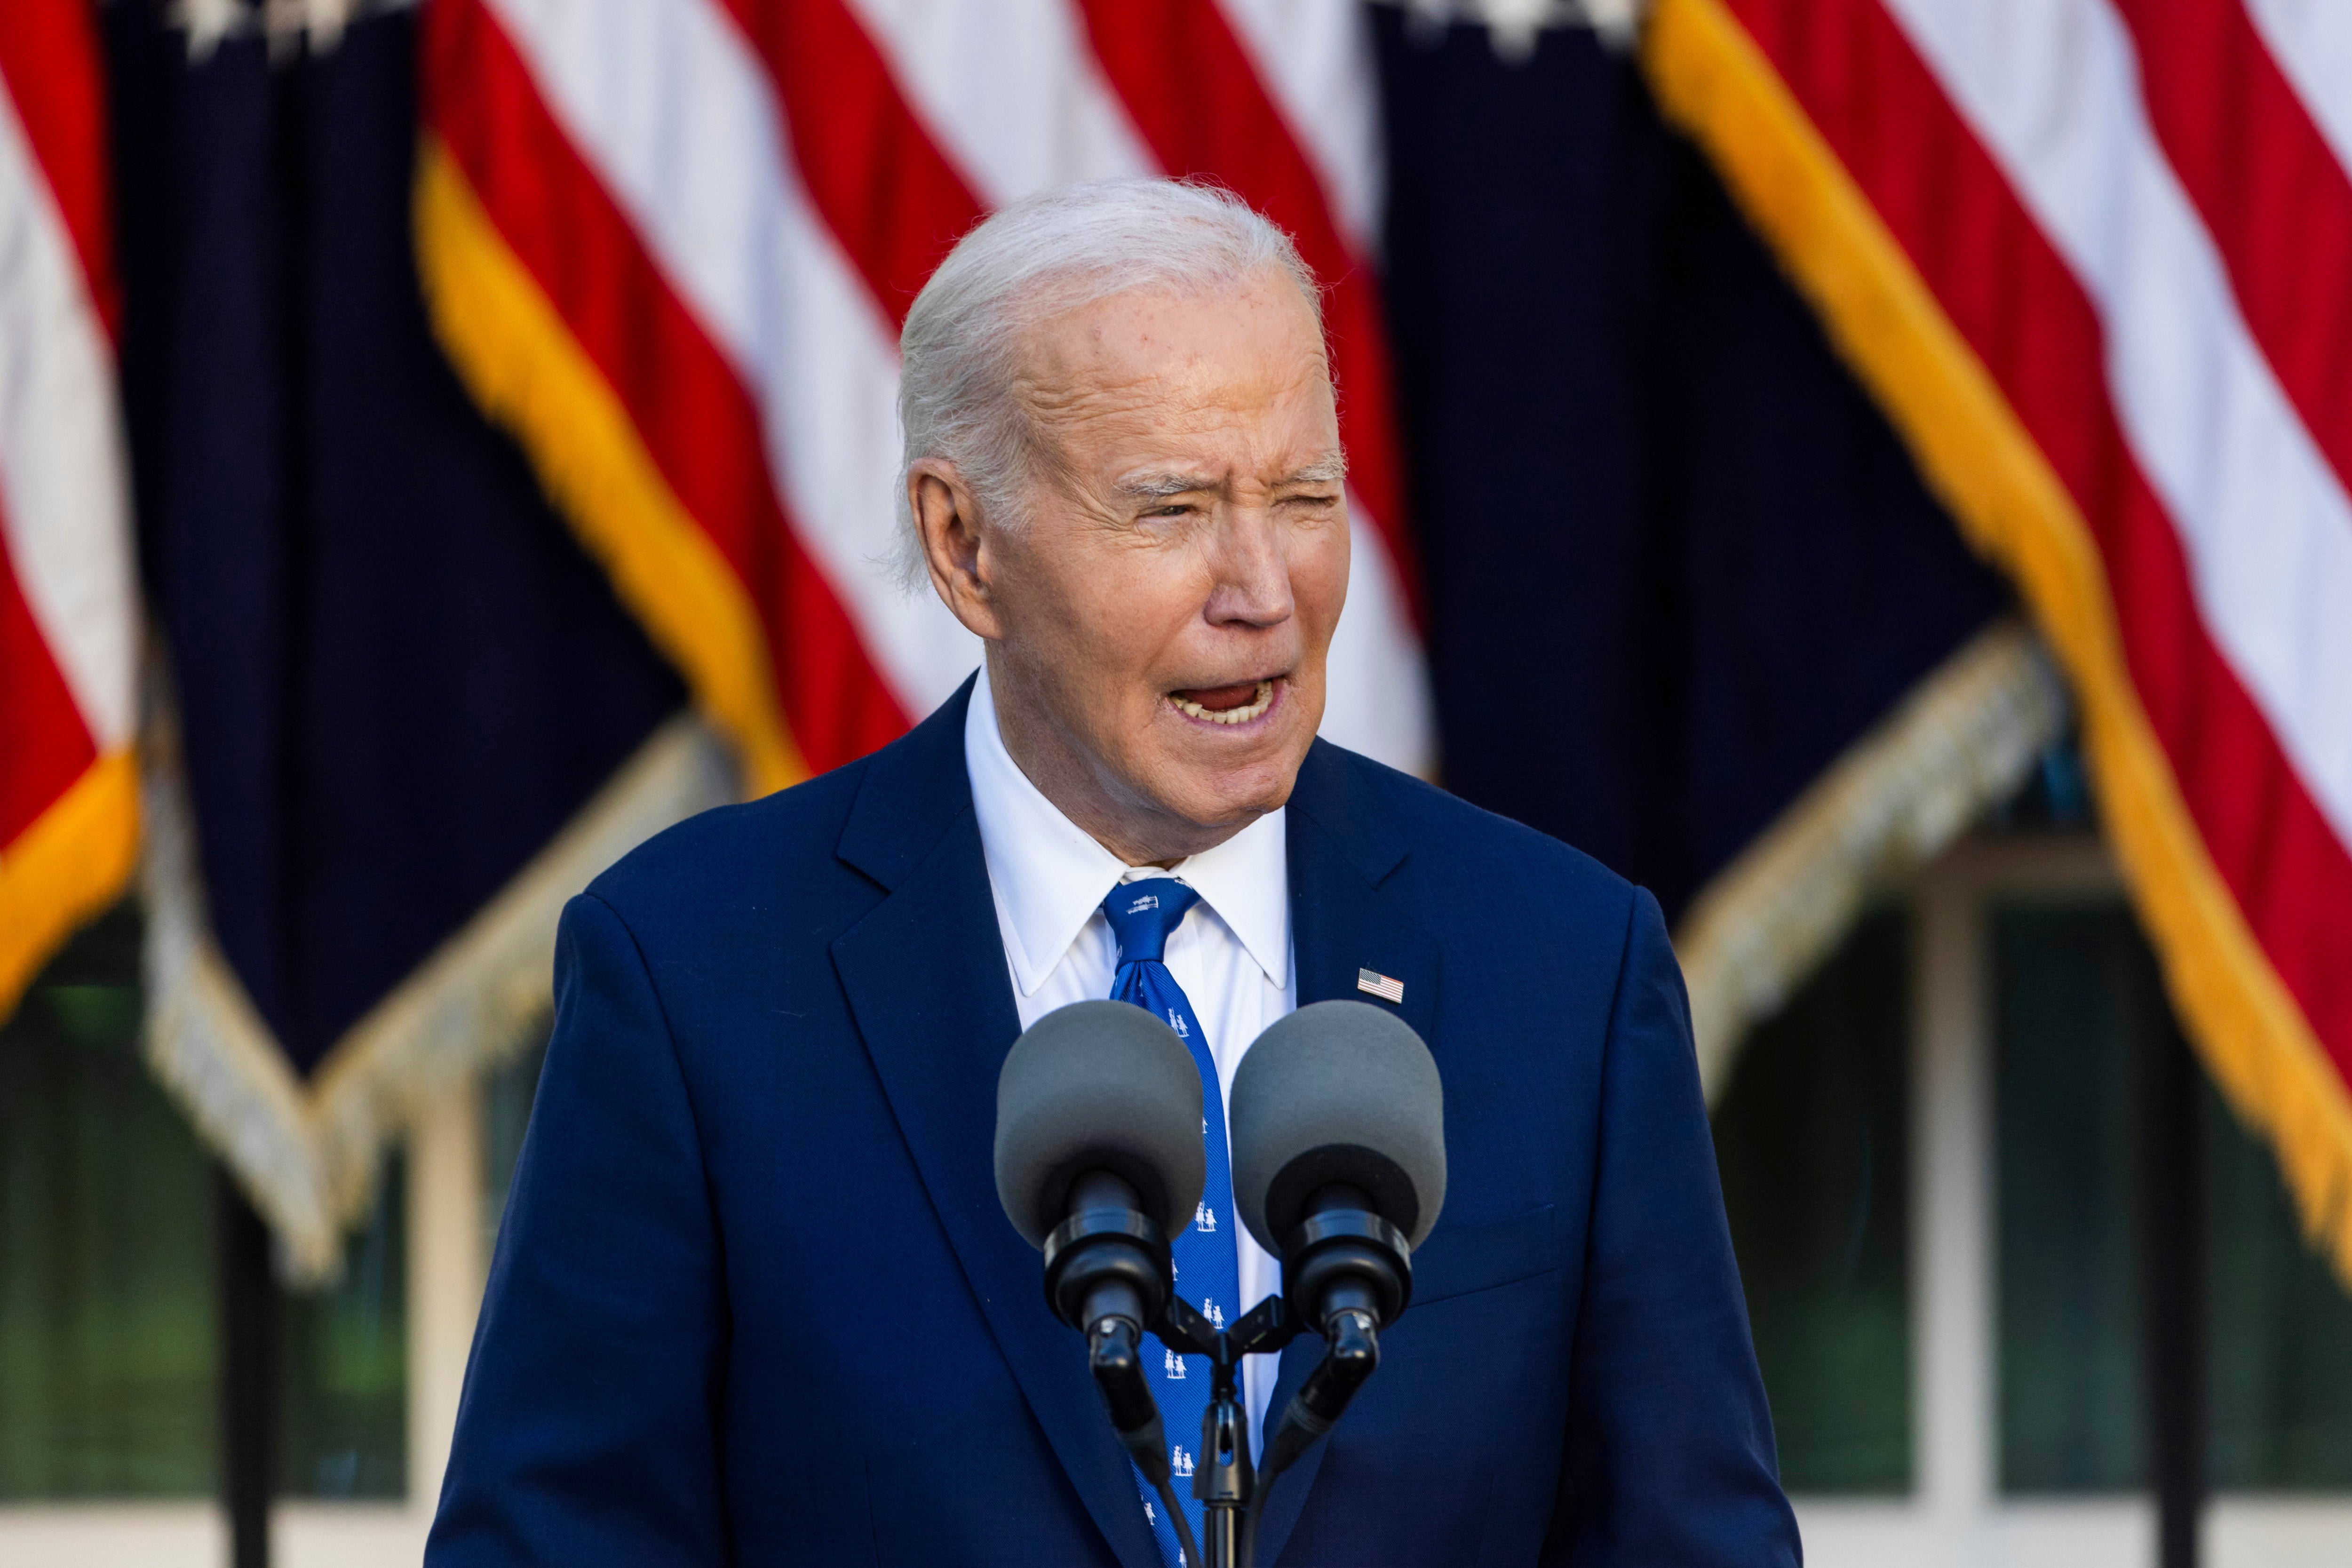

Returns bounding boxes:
[1161,748,1305,829]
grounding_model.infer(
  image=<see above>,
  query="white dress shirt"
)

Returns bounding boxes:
[965,663,1290,1449]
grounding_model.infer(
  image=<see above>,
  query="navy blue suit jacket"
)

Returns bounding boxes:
[428,679,1799,1566]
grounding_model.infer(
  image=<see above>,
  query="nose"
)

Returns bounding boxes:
[1202,506,1295,630]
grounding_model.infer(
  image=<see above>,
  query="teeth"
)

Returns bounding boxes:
[1173,680,1275,725]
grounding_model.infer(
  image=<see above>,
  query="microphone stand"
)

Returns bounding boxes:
[1156,1292,1295,1568]
[1049,1195,1411,1568]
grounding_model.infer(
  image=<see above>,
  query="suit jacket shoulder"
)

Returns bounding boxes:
[585,753,874,926]
[1307,740,1631,893]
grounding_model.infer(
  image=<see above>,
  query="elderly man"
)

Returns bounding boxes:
[429,180,1797,1567]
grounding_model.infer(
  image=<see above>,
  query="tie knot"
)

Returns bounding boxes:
[1101,878,1200,966]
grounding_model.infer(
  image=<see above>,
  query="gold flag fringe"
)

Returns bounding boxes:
[1679,620,2067,1102]
[140,699,735,1283]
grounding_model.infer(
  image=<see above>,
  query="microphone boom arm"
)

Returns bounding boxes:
[1148,1190,1412,1568]
[1154,1291,1291,1568]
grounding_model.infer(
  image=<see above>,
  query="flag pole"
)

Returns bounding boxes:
[2140,1016,2207,1568]
[218,1170,278,1568]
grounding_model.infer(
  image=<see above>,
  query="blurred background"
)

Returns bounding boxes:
[3,0,2349,1564]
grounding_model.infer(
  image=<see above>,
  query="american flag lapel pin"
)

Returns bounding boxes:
[1356,968,1405,1005]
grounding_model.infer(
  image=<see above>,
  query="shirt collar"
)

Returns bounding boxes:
[964,663,1290,997]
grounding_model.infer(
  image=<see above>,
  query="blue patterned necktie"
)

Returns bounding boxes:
[1103,877,1238,1568]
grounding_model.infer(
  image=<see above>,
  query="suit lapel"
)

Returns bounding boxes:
[1285,742,1439,1042]
[1253,741,1441,1565]
[831,680,1160,1568]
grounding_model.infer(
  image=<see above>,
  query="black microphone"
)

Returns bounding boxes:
[1228,1000,1446,1481]
[994,1000,1206,1496]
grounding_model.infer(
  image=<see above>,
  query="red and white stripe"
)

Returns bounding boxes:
[2244,3,2352,183]
[0,4,135,862]
[1728,0,2352,1074]
[453,0,1429,774]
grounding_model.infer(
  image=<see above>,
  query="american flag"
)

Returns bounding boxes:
[0,1,138,1012]
[1646,0,2352,1274]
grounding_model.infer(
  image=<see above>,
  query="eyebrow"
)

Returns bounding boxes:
[1285,455,1350,487]
[1116,470,1222,501]
[1112,454,1350,500]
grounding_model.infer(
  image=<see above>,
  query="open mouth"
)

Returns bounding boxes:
[1169,678,1277,726]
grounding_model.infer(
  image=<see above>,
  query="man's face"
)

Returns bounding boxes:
[918,267,1349,860]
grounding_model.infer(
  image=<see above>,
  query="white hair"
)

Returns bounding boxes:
[894,178,1327,586]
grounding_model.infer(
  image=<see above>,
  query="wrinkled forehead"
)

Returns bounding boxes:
[1007,269,1335,445]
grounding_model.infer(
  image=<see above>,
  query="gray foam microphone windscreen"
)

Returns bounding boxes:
[1229,1001,1446,1256]
[994,1000,1208,1248]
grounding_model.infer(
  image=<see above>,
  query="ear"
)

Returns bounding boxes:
[909,459,1006,641]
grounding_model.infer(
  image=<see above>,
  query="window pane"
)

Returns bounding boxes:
[1712,906,1912,1493]
[1993,900,2149,1493]
[2207,1082,2352,1488]
[0,906,215,1498]
[280,1154,407,1499]
[1996,894,2352,1495]
[0,903,413,1502]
